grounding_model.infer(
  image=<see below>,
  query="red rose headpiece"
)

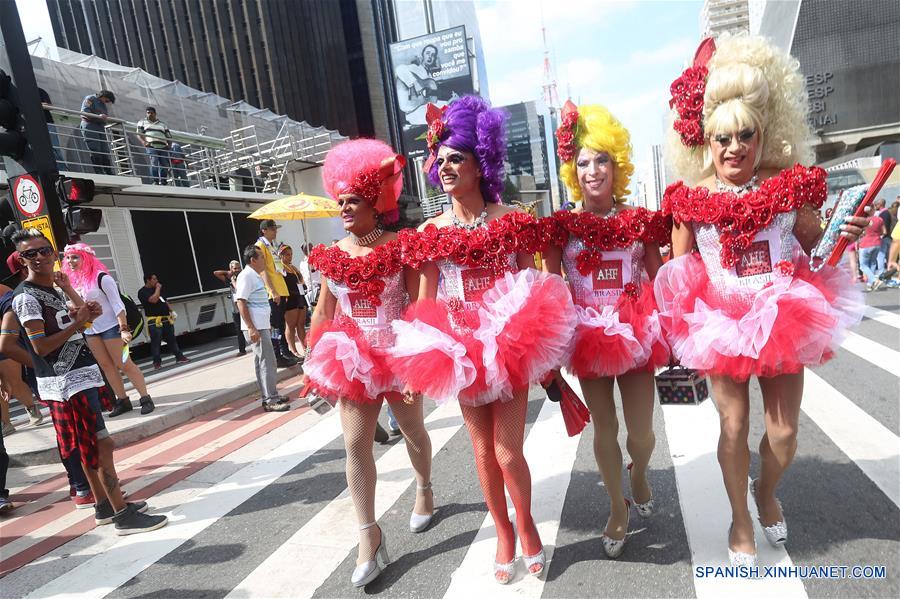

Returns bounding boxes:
[337,155,406,222]
[323,139,406,225]
[555,100,579,162]
[669,37,716,148]
[423,103,448,173]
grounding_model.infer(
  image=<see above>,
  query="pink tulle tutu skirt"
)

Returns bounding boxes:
[569,281,670,379]
[304,318,400,403]
[654,253,864,381]
[390,269,576,406]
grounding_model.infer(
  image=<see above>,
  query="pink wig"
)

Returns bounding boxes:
[62,242,109,293]
[322,139,405,225]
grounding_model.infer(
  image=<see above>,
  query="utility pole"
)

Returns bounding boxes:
[0,0,68,252]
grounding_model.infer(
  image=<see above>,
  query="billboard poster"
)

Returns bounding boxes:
[389,26,474,160]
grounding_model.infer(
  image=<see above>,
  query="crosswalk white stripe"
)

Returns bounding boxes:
[801,369,900,509]
[23,409,345,599]
[226,400,465,599]
[661,399,807,598]
[840,332,900,374]
[443,388,580,597]
[864,305,900,330]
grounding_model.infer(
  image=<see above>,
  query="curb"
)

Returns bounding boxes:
[10,367,299,467]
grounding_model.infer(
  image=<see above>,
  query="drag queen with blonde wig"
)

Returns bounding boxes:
[656,35,867,566]
[542,102,671,559]
[389,96,576,583]
[303,139,434,588]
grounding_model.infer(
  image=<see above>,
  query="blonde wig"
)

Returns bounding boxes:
[559,104,634,202]
[665,34,814,184]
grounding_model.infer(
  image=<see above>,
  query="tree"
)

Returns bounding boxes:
[501,175,519,204]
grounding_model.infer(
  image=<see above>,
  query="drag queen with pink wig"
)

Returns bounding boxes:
[389,96,576,583]
[62,243,153,416]
[303,139,434,588]
[656,35,867,566]
[541,102,671,559]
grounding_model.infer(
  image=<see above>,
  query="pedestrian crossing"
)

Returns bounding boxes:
[1,299,898,599]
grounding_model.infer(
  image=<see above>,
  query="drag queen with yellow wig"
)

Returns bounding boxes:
[657,35,867,566]
[542,102,671,559]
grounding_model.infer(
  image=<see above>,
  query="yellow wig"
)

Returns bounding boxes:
[559,104,634,203]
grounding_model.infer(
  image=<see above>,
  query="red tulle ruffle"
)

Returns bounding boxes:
[568,281,669,378]
[390,269,576,406]
[653,253,864,381]
[304,318,399,403]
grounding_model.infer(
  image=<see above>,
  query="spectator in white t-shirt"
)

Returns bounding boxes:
[62,243,153,417]
[136,107,172,185]
[234,245,289,412]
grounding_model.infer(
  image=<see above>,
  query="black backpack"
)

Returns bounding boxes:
[98,272,145,337]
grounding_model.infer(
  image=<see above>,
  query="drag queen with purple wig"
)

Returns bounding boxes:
[389,96,576,584]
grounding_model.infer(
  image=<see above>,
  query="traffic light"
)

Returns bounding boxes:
[56,176,102,235]
[0,68,26,159]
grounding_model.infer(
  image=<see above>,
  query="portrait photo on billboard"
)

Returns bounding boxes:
[390,26,475,159]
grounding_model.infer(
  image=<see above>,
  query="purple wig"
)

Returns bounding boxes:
[427,95,507,203]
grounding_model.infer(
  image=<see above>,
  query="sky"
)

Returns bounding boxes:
[474,0,703,186]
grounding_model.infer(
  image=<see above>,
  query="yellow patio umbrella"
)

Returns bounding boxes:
[248,193,341,245]
[248,193,340,220]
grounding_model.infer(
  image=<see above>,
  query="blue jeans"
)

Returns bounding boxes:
[877,237,891,272]
[47,123,67,171]
[146,147,170,185]
[148,321,185,366]
[859,245,881,284]
[81,125,113,174]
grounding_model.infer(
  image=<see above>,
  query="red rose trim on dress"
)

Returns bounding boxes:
[661,165,827,268]
[309,241,403,306]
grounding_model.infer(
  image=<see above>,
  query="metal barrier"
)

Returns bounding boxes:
[43,105,339,193]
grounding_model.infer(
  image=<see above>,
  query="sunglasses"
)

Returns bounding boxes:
[711,129,756,147]
[20,246,55,260]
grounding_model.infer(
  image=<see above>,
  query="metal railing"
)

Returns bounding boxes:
[41,105,336,194]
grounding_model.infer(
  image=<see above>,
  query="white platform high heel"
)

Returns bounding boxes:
[601,499,631,559]
[727,523,758,568]
[751,478,787,547]
[627,462,655,518]
[351,522,389,588]
[409,482,434,533]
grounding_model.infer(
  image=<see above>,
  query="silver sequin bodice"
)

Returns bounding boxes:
[436,253,517,328]
[327,270,407,348]
[562,236,645,306]
[693,210,799,306]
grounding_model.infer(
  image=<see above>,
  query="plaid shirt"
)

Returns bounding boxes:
[45,386,113,469]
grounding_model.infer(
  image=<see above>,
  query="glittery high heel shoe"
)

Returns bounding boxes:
[409,482,434,533]
[751,478,787,547]
[727,523,758,568]
[522,546,545,577]
[601,499,631,559]
[627,462,655,518]
[351,522,389,588]
[494,524,517,585]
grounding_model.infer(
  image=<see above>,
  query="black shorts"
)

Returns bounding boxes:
[284,295,308,311]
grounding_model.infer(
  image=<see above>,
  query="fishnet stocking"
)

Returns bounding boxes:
[386,393,433,515]
[461,388,542,563]
[339,394,433,565]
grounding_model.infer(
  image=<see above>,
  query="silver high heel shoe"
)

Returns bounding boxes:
[522,547,545,577]
[627,462,655,518]
[351,522,389,587]
[409,482,434,533]
[601,499,631,559]
[750,478,787,547]
[727,523,758,568]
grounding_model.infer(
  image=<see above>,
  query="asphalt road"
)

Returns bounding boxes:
[2,290,898,599]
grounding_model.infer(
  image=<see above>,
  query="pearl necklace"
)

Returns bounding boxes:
[350,227,384,246]
[716,173,758,195]
[451,206,488,230]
